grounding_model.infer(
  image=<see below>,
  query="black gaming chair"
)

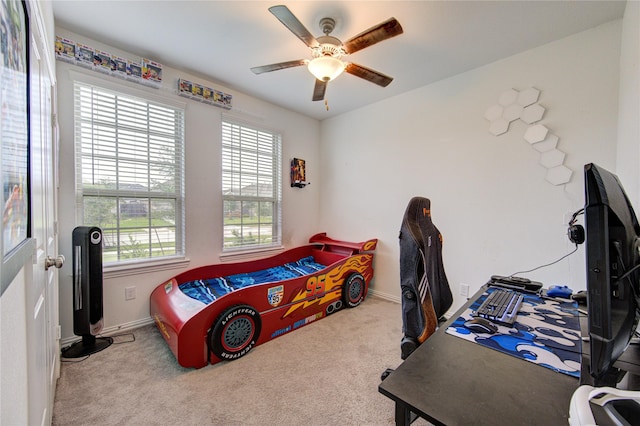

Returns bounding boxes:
[398,196,453,359]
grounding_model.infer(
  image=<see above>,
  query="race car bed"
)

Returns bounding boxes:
[150,233,378,368]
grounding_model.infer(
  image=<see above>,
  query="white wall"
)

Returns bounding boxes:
[319,20,623,314]
[55,29,321,340]
[55,11,635,336]
[616,1,640,207]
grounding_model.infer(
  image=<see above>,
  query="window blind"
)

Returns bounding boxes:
[221,119,282,250]
[74,81,185,263]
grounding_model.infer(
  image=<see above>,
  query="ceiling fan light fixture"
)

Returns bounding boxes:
[308,56,345,82]
[254,6,403,102]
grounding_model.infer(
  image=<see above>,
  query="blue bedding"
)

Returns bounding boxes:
[179,256,326,305]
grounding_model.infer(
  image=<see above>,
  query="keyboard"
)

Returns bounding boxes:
[473,289,524,325]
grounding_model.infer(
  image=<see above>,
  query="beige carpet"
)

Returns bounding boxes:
[53,296,431,425]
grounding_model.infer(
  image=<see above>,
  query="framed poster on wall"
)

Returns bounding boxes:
[1,0,31,293]
[290,158,307,188]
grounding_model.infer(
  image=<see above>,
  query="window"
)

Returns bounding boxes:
[221,119,282,251]
[74,81,185,264]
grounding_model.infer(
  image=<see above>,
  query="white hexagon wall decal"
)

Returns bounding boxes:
[485,86,575,186]
[532,134,559,152]
[521,104,545,124]
[517,87,540,107]
[524,124,549,144]
[489,118,509,136]
[503,104,523,122]
[540,149,566,168]
[546,165,572,186]
[484,104,503,121]
[498,89,519,106]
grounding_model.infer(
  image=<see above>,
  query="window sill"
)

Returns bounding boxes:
[104,256,190,279]
[219,246,285,263]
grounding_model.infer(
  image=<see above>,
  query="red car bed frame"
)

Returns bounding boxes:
[150,233,378,368]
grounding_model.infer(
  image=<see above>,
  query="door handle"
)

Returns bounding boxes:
[45,255,65,270]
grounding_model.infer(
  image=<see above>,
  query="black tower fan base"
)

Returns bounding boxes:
[61,334,113,358]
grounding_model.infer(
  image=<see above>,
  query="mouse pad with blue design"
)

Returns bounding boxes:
[446,287,582,378]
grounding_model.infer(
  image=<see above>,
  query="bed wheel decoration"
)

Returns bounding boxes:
[343,273,366,308]
[209,305,261,361]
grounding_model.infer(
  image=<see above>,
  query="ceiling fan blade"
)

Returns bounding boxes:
[269,5,319,49]
[345,63,393,87]
[343,18,403,55]
[251,59,307,74]
[312,79,327,101]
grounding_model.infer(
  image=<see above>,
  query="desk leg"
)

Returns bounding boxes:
[394,401,412,426]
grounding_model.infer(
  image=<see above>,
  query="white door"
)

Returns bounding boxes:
[27,12,60,425]
[0,2,59,425]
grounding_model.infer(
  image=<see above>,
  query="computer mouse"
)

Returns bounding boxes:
[464,317,499,334]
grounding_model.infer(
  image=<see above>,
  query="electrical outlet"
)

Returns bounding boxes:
[125,286,136,300]
[460,283,469,297]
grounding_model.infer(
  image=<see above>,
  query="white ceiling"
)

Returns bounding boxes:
[52,1,626,121]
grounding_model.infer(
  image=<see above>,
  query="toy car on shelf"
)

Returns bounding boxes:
[150,233,377,368]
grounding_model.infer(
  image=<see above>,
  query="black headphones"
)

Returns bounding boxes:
[567,208,585,245]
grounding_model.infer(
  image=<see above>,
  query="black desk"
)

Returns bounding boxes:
[378,288,579,425]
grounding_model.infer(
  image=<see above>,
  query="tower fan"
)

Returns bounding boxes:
[61,226,113,358]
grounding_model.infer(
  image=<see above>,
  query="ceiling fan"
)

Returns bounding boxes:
[251,5,403,102]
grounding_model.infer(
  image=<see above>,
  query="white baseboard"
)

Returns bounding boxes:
[368,289,401,304]
[60,292,398,348]
[369,290,455,321]
[60,317,155,347]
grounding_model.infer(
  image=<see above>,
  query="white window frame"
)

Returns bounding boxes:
[221,117,282,252]
[73,73,186,266]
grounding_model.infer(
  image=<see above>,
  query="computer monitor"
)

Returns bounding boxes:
[584,163,640,386]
